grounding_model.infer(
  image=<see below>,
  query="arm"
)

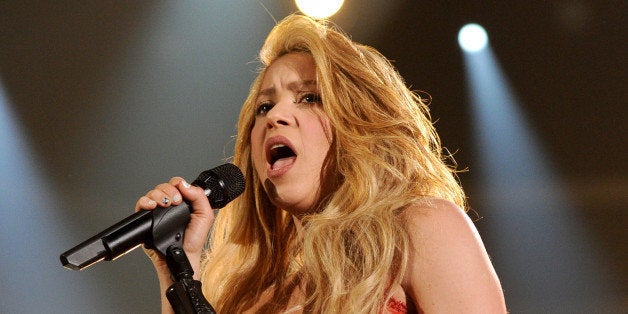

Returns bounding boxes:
[135,177,215,314]
[401,198,506,313]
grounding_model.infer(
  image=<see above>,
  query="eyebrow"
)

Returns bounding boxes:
[258,80,318,97]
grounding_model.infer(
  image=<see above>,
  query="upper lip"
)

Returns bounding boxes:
[265,135,297,166]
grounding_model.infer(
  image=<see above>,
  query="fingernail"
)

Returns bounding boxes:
[182,180,191,188]
[147,199,157,206]
[173,194,182,203]
[162,197,170,205]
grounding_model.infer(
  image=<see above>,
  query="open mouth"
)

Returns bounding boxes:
[268,144,296,170]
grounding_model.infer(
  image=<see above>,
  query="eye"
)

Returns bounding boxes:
[255,102,274,116]
[296,92,322,104]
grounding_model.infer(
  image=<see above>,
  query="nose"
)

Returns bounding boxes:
[265,99,294,128]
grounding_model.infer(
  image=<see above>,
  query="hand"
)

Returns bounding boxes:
[135,177,215,283]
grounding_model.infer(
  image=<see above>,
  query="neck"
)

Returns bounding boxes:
[292,214,304,236]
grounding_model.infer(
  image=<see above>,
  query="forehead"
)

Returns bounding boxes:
[261,53,317,86]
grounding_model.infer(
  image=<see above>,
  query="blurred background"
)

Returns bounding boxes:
[0,1,625,313]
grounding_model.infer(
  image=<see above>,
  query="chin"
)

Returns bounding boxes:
[262,177,321,215]
[271,193,316,216]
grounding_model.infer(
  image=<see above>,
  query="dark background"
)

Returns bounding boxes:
[0,1,625,313]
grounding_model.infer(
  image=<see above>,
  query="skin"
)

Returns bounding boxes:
[137,53,506,313]
[250,52,332,217]
[400,199,507,313]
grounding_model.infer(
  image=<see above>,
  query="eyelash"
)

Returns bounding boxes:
[255,92,322,116]
[296,92,322,104]
[255,102,273,116]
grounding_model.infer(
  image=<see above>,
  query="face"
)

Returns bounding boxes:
[250,53,332,216]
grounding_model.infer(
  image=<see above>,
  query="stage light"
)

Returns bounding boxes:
[458,23,488,53]
[295,0,344,19]
[0,79,101,311]
[461,43,614,311]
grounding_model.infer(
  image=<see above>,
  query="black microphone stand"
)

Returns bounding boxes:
[148,203,216,314]
[165,246,216,314]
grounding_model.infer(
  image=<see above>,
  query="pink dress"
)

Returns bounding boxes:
[386,297,408,314]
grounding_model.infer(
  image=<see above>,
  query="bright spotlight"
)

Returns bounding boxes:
[295,0,344,19]
[462,43,614,311]
[458,23,489,53]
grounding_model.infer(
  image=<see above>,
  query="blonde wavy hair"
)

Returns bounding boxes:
[200,14,466,313]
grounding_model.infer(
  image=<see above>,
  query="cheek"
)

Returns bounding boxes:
[316,116,333,149]
[308,122,332,159]
[250,126,265,166]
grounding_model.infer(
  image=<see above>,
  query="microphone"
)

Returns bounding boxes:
[60,163,245,271]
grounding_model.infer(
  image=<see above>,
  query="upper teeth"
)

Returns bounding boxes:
[271,144,286,150]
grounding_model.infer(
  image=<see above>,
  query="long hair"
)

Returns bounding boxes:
[200,14,466,313]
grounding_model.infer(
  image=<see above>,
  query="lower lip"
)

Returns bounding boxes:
[267,157,296,178]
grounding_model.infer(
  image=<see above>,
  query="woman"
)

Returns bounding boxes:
[137,14,506,313]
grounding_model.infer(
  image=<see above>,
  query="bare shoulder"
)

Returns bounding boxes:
[401,198,473,231]
[400,198,507,313]
[400,198,482,248]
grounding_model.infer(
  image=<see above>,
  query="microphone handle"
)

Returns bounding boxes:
[60,210,153,270]
[60,202,192,271]
[60,163,245,271]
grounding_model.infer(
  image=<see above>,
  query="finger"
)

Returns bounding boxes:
[150,182,184,206]
[168,176,185,187]
[135,196,158,212]
[167,177,187,205]
[176,179,213,214]
[145,188,174,207]
[175,179,214,255]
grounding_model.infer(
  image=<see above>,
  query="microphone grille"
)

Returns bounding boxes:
[193,163,245,209]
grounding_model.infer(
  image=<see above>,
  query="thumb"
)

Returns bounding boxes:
[174,179,214,254]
